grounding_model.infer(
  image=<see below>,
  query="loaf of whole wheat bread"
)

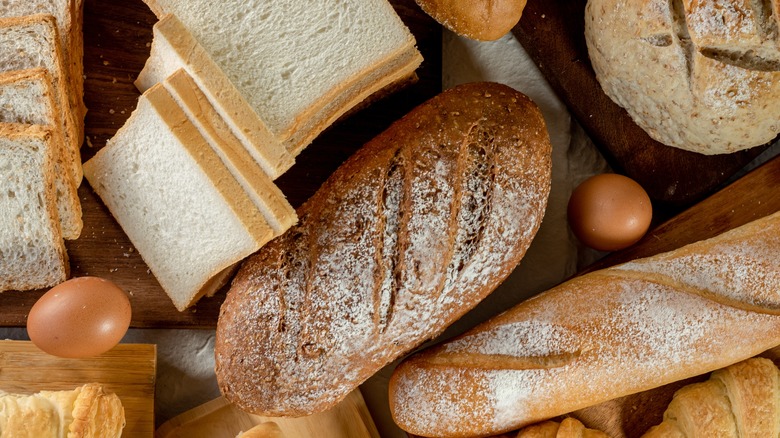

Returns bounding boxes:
[389,210,780,438]
[215,82,553,416]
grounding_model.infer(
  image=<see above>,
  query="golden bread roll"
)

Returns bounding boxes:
[415,0,528,41]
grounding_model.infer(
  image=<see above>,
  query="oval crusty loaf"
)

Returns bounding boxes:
[415,0,528,41]
[585,0,780,154]
[215,82,552,416]
[388,211,780,437]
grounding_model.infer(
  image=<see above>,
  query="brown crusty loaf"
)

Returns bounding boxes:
[389,210,780,438]
[585,0,780,154]
[415,0,528,41]
[215,82,552,417]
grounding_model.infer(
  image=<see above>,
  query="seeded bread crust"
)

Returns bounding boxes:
[215,82,553,417]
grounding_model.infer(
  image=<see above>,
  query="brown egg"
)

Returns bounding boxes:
[27,277,132,358]
[567,173,652,251]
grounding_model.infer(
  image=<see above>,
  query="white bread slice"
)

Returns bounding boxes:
[0,0,86,123]
[140,0,421,142]
[0,14,82,184]
[135,15,294,180]
[0,69,82,239]
[83,83,274,311]
[136,2,423,156]
[0,123,68,292]
[162,68,297,235]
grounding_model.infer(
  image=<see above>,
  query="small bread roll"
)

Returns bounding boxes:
[415,0,527,40]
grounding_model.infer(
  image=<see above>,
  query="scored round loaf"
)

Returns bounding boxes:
[585,0,780,154]
[415,0,528,41]
[215,82,552,416]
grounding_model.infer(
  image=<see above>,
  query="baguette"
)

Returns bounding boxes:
[389,211,780,438]
[215,82,552,416]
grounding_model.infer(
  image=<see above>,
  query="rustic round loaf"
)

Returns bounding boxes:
[585,0,780,154]
[215,82,552,416]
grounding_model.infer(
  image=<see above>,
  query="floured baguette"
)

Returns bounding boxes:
[84,83,273,311]
[215,82,552,416]
[389,211,780,437]
[642,358,780,438]
[0,383,124,438]
[0,123,67,292]
[0,14,81,183]
[137,0,423,158]
[0,69,81,239]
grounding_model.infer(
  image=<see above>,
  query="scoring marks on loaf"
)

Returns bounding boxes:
[649,0,780,76]
[443,122,497,296]
[375,147,406,334]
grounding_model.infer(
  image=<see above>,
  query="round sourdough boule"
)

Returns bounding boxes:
[214,82,553,417]
[415,0,528,41]
[585,0,780,155]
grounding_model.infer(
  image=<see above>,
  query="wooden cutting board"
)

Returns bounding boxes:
[0,341,156,438]
[156,390,380,438]
[0,0,441,328]
[512,0,770,210]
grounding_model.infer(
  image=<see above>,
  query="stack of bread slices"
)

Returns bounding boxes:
[0,3,85,292]
[84,0,422,311]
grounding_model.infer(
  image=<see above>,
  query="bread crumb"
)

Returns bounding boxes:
[103,60,110,66]
[109,109,115,114]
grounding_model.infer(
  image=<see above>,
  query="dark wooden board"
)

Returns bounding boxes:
[0,0,441,328]
[513,0,770,210]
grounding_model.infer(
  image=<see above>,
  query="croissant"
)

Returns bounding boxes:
[517,417,609,438]
[642,358,780,437]
[0,383,124,438]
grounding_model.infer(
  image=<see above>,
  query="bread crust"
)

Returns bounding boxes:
[215,82,552,417]
[415,0,528,41]
[388,211,780,437]
[585,0,780,154]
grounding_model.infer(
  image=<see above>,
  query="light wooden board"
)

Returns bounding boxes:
[0,341,156,437]
[156,390,380,438]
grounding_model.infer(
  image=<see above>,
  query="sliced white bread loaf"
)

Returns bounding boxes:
[0,123,67,292]
[83,83,275,311]
[0,14,81,184]
[162,68,297,236]
[137,0,422,156]
[0,69,82,239]
[0,0,86,123]
[135,15,293,180]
